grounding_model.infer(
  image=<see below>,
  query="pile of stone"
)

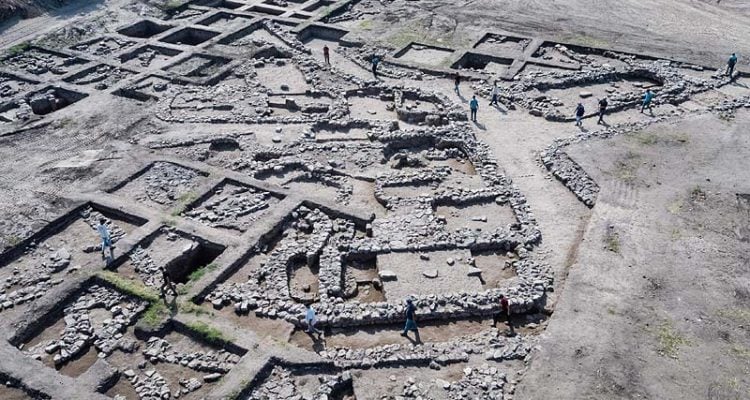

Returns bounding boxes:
[24,285,147,365]
[120,368,174,399]
[71,64,132,90]
[0,206,127,312]
[127,245,165,289]
[182,183,278,232]
[246,366,300,400]
[136,162,201,206]
[3,48,80,76]
[143,336,240,375]
[70,37,136,57]
[0,245,68,311]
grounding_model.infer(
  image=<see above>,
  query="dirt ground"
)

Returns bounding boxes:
[515,109,750,399]
[1,0,750,398]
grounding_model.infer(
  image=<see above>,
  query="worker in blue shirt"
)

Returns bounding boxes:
[641,89,654,113]
[469,95,479,122]
[727,53,738,78]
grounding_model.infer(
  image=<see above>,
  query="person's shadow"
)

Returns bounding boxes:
[491,103,507,114]
[473,120,487,130]
[307,330,326,352]
[404,331,422,344]
[457,91,467,103]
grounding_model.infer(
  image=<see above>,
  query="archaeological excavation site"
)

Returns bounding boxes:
[0,0,749,399]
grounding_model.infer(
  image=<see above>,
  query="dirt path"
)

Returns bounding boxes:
[427,77,594,293]
[0,0,105,49]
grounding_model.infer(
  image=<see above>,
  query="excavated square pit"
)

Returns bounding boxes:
[451,52,514,72]
[193,0,245,9]
[217,24,286,49]
[163,54,231,78]
[113,74,176,101]
[23,86,88,116]
[1,47,89,80]
[165,5,210,21]
[302,0,335,12]
[70,37,137,56]
[394,42,454,67]
[119,45,183,69]
[63,64,137,90]
[108,161,209,211]
[0,72,39,98]
[103,325,244,400]
[114,228,225,290]
[160,27,220,46]
[17,283,243,398]
[117,20,175,39]
[247,5,286,16]
[0,204,145,317]
[473,33,532,56]
[181,179,284,233]
[197,11,254,30]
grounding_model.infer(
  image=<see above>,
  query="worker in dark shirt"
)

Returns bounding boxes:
[400,298,419,340]
[160,266,177,298]
[575,103,585,127]
[597,97,608,124]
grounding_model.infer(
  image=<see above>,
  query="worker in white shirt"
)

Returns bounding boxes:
[97,218,114,263]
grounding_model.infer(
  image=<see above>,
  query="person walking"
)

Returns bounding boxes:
[305,304,320,334]
[575,102,585,127]
[454,74,461,93]
[489,83,500,106]
[641,89,654,113]
[492,294,510,327]
[323,45,330,65]
[96,218,114,263]
[597,97,608,124]
[469,95,479,122]
[400,298,419,340]
[727,53,738,79]
[160,266,177,298]
[371,55,380,78]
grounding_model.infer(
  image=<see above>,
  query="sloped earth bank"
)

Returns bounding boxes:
[516,110,750,399]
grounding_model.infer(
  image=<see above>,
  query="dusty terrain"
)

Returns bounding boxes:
[0,0,749,399]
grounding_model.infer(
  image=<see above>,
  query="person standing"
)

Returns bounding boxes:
[400,298,419,340]
[597,97,608,124]
[492,294,510,327]
[97,218,114,263]
[641,89,654,113]
[371,55,380,78]
[727,53,738,78]
[323,45,330,65]
[160,266,177,298]
[575,102,585,127]
[469,95,479,122]
[454,74,461,93]
[489,83,500,106]
[305,304,319,334]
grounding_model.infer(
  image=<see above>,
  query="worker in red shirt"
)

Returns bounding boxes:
[492,294,510,327]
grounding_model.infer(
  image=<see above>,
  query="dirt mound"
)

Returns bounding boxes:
[0,0,66,22]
